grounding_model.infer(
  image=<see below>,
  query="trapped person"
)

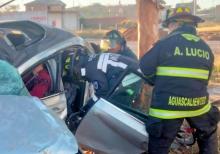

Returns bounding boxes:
[26,64,51,98]
[140,7,219,154]
[101,30,138,61]
[0,60,29,96]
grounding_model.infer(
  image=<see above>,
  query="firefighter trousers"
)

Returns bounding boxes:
[146,106,219,154]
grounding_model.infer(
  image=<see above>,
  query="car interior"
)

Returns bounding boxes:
[21,45,92,121]
[22,61,54,98]
[107,72,149,122]
[61,46,92,115]
[21,44,150,133]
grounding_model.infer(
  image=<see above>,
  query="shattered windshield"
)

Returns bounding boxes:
[0,60,29,95]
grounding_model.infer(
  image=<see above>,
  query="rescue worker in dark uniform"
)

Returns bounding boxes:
[103,30,138,61]
[72,50,139,112]
[140,7,219,154]
[74,51,138,97]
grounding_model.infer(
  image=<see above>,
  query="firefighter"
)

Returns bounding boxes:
[71,49,139,111]
[102,30,138,61]
[140,7,219,154]
[73,50,139,98]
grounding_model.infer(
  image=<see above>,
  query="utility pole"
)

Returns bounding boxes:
[137,0,159,58]
[136,0,160,110]
[193,0,197,15]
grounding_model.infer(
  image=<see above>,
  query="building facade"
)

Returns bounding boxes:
[216,5,220,21]
[0,0,80,31]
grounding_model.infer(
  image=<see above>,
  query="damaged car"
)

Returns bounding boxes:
[67,53,220,153]
[0,95,80,154]
[0,20,95,119]
[0,20,150,153]
[0,20,203,154]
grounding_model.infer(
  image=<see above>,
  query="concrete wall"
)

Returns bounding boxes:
[216,5,220,21]
[0,11,79,31]
[26,4,48,12]
[0,11,48,25]
[63,12,79,31]
[48,12,62,28]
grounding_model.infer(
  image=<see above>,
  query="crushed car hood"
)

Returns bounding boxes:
[0,95,78,154]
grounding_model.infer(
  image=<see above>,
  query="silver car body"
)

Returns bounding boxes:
[0,95,78,154]
[0,20,94,119]
[17,36,93,119]
[76,98,149,154]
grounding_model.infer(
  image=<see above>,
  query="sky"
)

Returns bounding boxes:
[3,0,220,10]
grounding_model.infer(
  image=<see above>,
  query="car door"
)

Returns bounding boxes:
[22,53,67,119]
[40,55,67,119]
[75,71,149,154]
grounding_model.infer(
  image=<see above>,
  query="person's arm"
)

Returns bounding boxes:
[86,69,109,97]
[30,70,51,98]
[139,43,160,86]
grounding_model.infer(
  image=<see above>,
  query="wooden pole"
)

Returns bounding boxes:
[136,0,160,111]
[137,0,159,58]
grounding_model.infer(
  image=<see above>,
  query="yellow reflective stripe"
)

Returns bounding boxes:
[156,66,209,80]
[149,103,211,119]
[181,34,200,42]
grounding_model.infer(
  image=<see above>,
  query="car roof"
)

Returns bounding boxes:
[0,20,76,67]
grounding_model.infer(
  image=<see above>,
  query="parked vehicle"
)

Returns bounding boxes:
[0,95,79,154]
[0,20,95,119]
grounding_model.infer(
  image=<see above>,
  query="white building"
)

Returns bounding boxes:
[0,0,80,31]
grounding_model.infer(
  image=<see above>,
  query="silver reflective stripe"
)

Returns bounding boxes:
[97,53,127,73]
[156,66,209,80]
[108,60,127,69]
[97,53,110,73]
[102,53,110,72]
[97,53,105,70]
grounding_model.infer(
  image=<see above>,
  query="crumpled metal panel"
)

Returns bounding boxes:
[76,98,148,154]
[0,95,78,154]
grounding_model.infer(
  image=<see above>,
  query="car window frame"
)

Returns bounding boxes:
[105,68,149,121]
[61,45,94,111]
[105,68,147,98]
[21,51,64,96]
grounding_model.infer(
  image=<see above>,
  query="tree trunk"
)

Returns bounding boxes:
[137,0,159,58]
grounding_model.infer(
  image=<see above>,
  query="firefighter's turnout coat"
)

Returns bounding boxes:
[140,25,214,119]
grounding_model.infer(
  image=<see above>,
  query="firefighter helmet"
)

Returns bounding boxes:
[105,30,126,49]
[163,7,204,27]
